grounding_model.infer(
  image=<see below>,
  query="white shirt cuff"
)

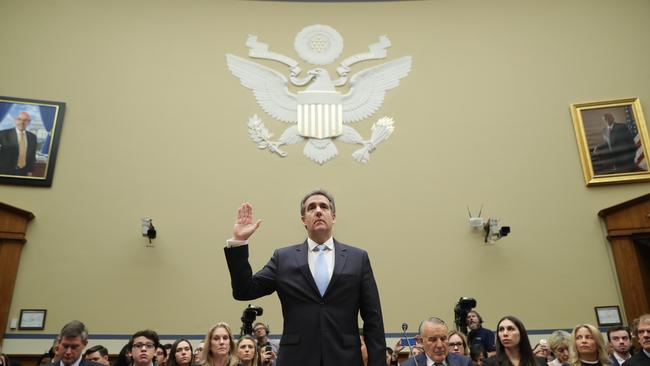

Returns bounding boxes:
[226,238,248,248]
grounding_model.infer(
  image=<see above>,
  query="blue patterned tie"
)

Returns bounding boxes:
[314,244,329,296]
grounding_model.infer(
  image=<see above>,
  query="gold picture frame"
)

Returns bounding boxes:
[570,98,650,186]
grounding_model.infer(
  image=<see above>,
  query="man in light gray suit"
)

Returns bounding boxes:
[402,317,473,366]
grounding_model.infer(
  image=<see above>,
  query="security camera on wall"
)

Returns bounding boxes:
[484,217,510,245]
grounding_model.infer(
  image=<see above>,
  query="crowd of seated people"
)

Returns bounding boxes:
[22,312,650,366]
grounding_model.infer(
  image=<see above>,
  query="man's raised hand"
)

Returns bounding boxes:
[233,202,262,241]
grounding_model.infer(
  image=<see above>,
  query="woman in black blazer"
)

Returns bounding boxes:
[483,316,547,366]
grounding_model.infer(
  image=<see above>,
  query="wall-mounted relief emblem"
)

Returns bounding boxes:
[226,24,412,164]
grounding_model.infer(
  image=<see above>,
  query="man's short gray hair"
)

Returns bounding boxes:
[419,317,447,334]
[300,189,336,216]
[59,320,89,342]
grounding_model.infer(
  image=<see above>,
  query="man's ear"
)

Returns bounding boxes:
[332,212,336,223]
[301,215,306,226]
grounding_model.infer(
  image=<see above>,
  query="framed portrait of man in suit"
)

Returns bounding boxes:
[0,96,66,187]
[570,98,650,186]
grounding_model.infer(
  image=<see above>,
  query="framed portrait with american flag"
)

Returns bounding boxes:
[570,97,650,186]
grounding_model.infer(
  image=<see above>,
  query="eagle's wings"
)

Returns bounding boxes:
[342,56,412,123]
[226,54,298,123]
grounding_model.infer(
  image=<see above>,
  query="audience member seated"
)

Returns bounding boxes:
[168,339,193,366]
[197,323,238,366]
[252,323,278,354]
[449,331,470,356]
[570,324,610,366]
[547,330,571,366]
[235,335,259,366]
[130,330,160,366]
[114,342,133,366]
[470,344,488,366]
[483,316,546,366]
[46,321,104,366]
[622,314,650,366]
[155,345,167,366]
[0,353,10,366]
[533,341,551,361]
[84,345,111,366]
[401,317,472,366]
[468,311,496,355]
[607,326,633,366]
[163,345,173,366]
[193,342,205,366]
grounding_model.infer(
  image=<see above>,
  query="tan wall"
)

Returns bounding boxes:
[1,0,650,353]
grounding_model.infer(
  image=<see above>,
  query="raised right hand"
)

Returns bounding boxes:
[233,202,262,241]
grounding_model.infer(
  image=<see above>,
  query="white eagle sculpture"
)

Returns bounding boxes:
[226,25,412,164]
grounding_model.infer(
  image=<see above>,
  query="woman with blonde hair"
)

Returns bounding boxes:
[448,330,470,356]
[547,330,571,366]
[198,323,238,366]
[569,324,610,366]
[235,335,259,366]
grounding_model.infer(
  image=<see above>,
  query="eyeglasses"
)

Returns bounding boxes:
[133,343,156,350]
[449,342,463,348]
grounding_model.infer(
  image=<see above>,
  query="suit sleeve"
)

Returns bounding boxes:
[359,250,386,366]
[224,244,277,300]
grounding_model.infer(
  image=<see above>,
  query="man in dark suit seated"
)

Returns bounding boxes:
[224,189,385,366]
[84,345,110,366]
[623,314,650,366]
[46,321,104,366]
[401,317,473,366]
[0,111,38,176]
[607,326,632,366]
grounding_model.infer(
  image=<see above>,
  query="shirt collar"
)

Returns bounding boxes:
[307,237,334,251]
[425,354,446,366]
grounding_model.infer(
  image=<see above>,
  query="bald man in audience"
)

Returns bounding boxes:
[402,317,473,366]
[623,314,650,366]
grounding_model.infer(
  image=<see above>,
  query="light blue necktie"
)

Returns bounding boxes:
[314,244,329,296]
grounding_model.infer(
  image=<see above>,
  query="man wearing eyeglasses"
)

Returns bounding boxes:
[46,321,104,366]
[129,330,160,366]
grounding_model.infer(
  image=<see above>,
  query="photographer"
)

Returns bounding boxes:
[467,311,496,355]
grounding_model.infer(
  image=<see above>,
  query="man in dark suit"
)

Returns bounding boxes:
[607,326,632,366]
[0,111,38,176]
[224,190,385,366]
[46,321,104,366]
[401,317,473,366]
[592,112,637,174]
[623,314,650,366]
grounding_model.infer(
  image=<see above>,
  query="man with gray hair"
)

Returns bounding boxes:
[623,314,650,366]
[402,317,473,366]
[46,321,103,366]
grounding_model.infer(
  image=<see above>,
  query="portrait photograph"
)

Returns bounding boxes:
[0,96,65,187]
[570,98,650,186]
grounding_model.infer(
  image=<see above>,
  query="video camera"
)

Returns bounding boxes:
[240,304,263,336]
[453,297,476,335]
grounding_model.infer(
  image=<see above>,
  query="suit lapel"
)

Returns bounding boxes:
[325,239,348,296]
[295,241,321,297]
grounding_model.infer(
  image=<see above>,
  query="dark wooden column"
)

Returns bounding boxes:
[0,202,35,345]
[599,194,650,326]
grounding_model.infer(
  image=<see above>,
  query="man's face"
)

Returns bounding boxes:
[15,112,30,131]
[192,342,204,360]
[253,325,267,339]
[85,351,110,366]
[155,347,165,365]
[467,312,480,330]
[59,336,87,365]
[603,113,615,126]
[419,322,449,363]
[609,330,631,354]
[638,319,650,352]
[132,336,156,366]
[301,194,336,239]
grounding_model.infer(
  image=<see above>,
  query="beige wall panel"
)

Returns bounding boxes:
[1,0,650,351]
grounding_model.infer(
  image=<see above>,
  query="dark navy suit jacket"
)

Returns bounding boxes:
[224,239,385,366]
[400,351,473,366]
